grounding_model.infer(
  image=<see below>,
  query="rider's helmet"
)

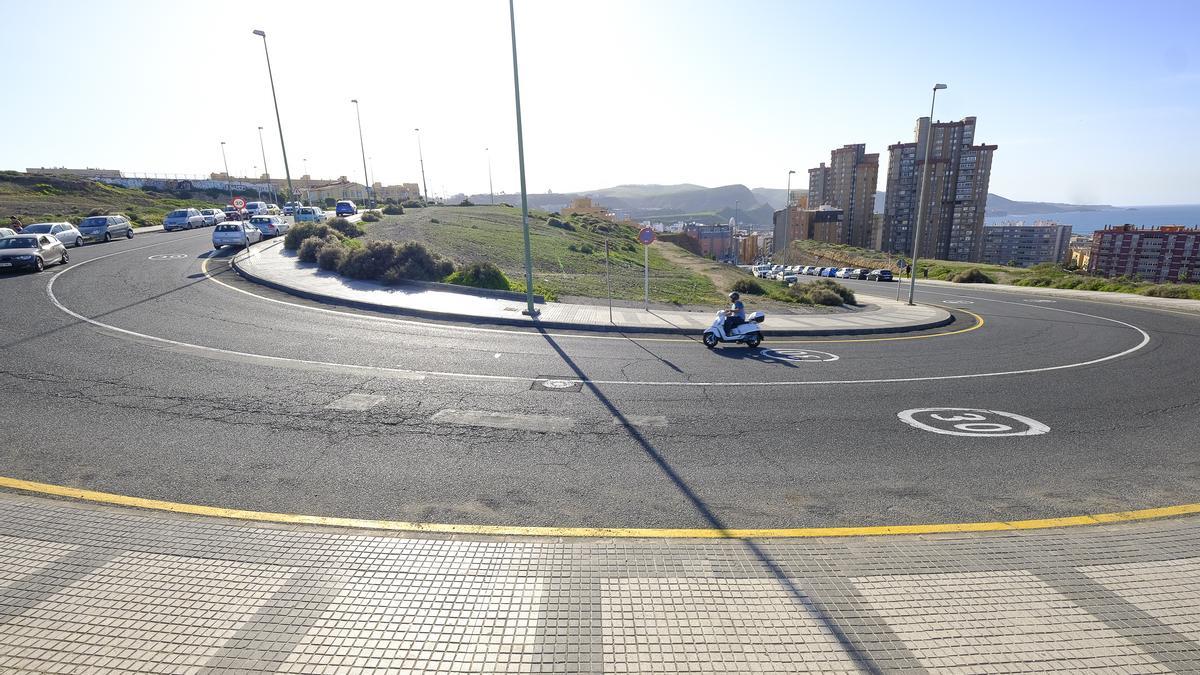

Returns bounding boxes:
[729,292,740,302]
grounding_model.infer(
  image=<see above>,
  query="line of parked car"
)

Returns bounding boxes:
[754,264,894,283]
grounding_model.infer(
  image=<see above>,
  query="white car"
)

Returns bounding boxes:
[212,222,263,250]
[244,201,269,216]
[295,207,327,223]
[0,227,15,238]
[164,208,206,231]
[248,215,290,238]
[19,222,85,248]
[199,208,226,226]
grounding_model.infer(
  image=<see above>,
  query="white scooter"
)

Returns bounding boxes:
[703,310,766,348]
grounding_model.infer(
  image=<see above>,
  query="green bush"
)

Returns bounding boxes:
[951,268,995,284]
[430,217,440,224]
[579,243,595,254]
[1140,284,1192,299]
[445,262,510,291]
[458,199,474,207]
[327,217,364,238]
[338,240,454,284]
[284,222,336,249]
[786,279,855,306]
[730,278,765,295]
[297,236,326,263]
[401,200,423,208]
[317,242,348,271]
[360,210,382,223]
[382,204,404,215]
[324,198,337,207]
[547,217,576,231]
[806,287,844,306]
[809,278,856,304]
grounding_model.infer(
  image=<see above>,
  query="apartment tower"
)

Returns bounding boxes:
[881,116,996,261]
[807,144,879,249]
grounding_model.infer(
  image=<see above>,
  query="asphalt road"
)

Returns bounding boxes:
[2,229,1198,530]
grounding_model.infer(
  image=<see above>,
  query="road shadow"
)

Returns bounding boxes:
[533,325,883,673]
[706,346,800,368]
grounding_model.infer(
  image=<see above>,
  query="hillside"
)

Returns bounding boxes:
[0,172,222,227]
[361,205,727,305]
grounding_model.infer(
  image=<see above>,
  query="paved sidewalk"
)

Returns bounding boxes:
[234,240,953,335]
[1,490,1199,673]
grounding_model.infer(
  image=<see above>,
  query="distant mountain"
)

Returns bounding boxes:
[871,191,1115,217]
[752,187,808,210]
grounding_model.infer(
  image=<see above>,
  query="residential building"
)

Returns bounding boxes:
[807,144,879,249]
[1088,225,1200,282]
[562,197,610,218]
[772,206,845,254]
[737,233,768,263]
[881,116,997,262]
[980,221,1072,267]
[684,223,734,260]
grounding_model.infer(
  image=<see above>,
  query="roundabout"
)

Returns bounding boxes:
[2,230,1198,534]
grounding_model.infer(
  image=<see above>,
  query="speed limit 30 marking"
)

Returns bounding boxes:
[148,254,189,261]
[759,349,839,362]
[898,408,1049,437]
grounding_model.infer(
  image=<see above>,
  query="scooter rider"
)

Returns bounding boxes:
[723,292,745,335]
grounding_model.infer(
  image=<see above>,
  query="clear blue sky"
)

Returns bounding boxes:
[1,0,1196,205]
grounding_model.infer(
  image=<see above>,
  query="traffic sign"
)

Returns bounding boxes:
[638,227,656,245]
[232,197,246,209]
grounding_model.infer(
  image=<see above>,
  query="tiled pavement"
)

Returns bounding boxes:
[235,240,952,336]
[1,490,1199,673]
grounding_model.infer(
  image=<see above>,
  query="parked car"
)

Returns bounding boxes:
[867,269,894,282]
[266,203,282,215]
[223,206,247,221]
[20,222,85,248]
[295,207,327,223]
[244,201,269,216]
[813,267,825,276]
[823,267,840,277]
[800,266,813,275]
[0,228,15,238]
[283,202,303,216]
[335,200,358,216]
[199,208,226,226]
[0,234,68,272]
[78,214,134,243]
[782,274,798,284]
[853,268,871,280]
[212,222,263,250]
[249,215,290,238]
[163,208,206,231]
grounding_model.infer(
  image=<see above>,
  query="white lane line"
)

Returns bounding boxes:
[430,409,575,433]
[44,237,1154,388]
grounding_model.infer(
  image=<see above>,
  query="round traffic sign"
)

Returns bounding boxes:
[638,227,656,245]
[232,197,246,209]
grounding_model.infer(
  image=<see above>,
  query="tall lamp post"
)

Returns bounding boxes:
[907,83,948,306]
[733,199,739,264]
[486,147,494,205]
[251,29,294,203]
[219,141,233,204]
[414,128,429,203]
[508,0,536,316]
[784,169,796,260]
[350,99,372,207]
[256,126,273,204]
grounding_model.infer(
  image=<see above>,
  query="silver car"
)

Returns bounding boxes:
[212,222,263,250]
[199,208,227,226]
[248,215,290,238]
[0,234,69,272]
[164,208,206,231]
[78,214,134,243]
[16,222,85,248]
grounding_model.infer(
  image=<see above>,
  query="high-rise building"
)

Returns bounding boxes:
[1088,225,1200,282]
[981,221,1072,267]
[882,116,996,262]
[772,206,844,254]
[807,144,879,249]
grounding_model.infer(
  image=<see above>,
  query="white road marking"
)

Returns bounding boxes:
[325,393,386,411]
[430,409,574,433]
[540,379,578,389]
[759,348,839,362]
[43,238,1154,389]
[897,408,1050,437]
[614,415,668,428]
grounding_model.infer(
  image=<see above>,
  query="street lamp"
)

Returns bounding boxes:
[486,147,494,205]
[256,126,272,204]
[413,128,429,203]
[907,83,948,306]
[784,169,796,260]
[351,99,372,207]
[508,0,537,316]
[733,199,739,264]
[251,29,295,203]
[219,141,233,204]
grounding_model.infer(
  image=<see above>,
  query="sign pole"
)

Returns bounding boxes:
[643,244,649,309]
[605,238,613,323]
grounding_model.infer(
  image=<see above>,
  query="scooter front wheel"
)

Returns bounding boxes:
[745,334,761,348]
[702,332,718,349]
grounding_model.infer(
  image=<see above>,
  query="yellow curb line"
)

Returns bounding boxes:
[3,475,1197,539]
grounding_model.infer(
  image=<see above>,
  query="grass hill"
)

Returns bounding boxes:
[0,172,222,228]
[362,205,727,305]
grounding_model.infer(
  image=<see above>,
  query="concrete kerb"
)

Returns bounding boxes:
[230,243,957,337]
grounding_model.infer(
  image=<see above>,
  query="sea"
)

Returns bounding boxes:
[984,205,1200,236]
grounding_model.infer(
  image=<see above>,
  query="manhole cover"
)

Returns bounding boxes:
[531,376,583,392]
